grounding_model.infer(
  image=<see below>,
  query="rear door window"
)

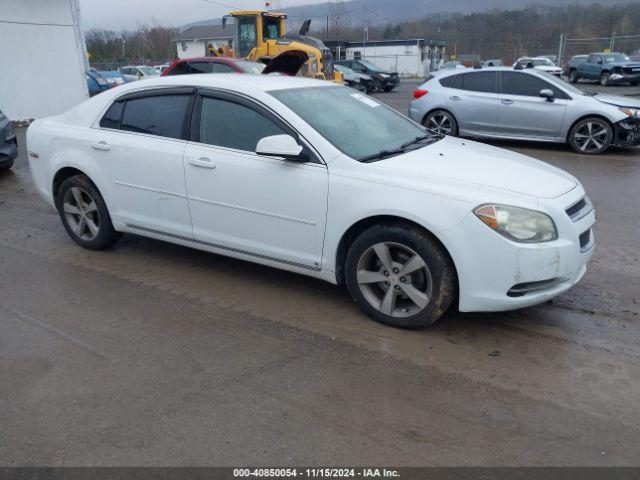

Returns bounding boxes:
[119,95,191,139]
[459,72,497,93]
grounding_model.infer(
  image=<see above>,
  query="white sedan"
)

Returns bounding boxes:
[26,74,595,328]
[516,57,564,76]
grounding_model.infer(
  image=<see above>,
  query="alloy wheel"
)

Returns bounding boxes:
[356,242,433,318]
[426,113,453,134]
[573,121,610,153]
[63,187,101,241]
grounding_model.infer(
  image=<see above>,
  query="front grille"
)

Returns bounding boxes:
[565,196,593,222]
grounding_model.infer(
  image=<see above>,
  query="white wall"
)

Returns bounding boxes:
[0,0,89,120]
[176,40,206,59]
[345,43,443,77]
[176,39,233,59]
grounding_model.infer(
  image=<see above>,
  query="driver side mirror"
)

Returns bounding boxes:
[540,89,555,102]
[256,134,306,161]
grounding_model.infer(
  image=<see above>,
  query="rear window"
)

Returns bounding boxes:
[444,72,497,93]
[99,101,124,129]
[439,75,455,87]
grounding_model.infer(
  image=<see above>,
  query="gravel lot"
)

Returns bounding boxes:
[1,81,639,466]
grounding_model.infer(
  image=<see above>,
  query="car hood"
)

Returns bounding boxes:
[615,61,640,68]
[535,65,562,72]
[593,93,640,108]
[372,136,577,199]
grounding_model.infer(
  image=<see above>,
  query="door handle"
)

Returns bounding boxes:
[449,95,462,101]
[91,141,110,151]
[500,99,514,105]
[188,157,216,169]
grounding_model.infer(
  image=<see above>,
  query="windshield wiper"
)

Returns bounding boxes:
[359,147,406,163]
[401,134,436,149]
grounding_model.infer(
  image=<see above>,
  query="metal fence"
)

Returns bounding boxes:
[559,33,640,66]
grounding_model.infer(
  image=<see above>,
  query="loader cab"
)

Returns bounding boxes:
[229,11,287,59]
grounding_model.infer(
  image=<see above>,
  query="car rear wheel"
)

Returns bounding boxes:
[600,72,610,86]
[569,118,613,155]
[423,110,459,136]
[345,224,456,329]
[568,69,579,83]
[56,175,121,250]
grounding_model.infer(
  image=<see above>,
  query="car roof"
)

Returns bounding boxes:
[174,57,257,64]
[109,73,337,93]
[433,66,552,77]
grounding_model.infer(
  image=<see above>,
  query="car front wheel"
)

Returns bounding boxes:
[423,110,459,136]
[568,70,579,83]
[56,174,121,250]
[569,117,613,155]
[345,224,456,329]
[600,72,610,86]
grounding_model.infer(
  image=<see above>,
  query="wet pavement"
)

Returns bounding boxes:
[1,84,639,466]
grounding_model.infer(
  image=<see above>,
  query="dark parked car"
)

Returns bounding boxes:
[162,57,266,76]
[86,69,110,96]
[335,59,400,92]
[569,52,640,86]
[0,109,17,171]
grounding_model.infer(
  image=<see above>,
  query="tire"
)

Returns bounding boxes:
[600,71,610,86]
[422,109,459,136]
[369,79,381,93]
[568,69,579,84]
[631,81,639,86]
[383,86,394,92]
[56,174,121,250]
[568,117,613,155]
[0,159,14,171]
[344,223,456,329]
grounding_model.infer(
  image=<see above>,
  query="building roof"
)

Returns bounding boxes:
[173,25,233,42]
[325,38,447,48]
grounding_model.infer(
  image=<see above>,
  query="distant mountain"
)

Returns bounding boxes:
[280,0,637,25]
[181,0,636,31]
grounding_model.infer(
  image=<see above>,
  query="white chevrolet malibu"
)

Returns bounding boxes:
[27,74,595,328]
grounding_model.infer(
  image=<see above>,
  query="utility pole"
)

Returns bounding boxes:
[610,31,617,51]
[557,33,564,67]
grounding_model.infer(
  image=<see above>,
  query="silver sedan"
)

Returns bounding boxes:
[409,66,640,154]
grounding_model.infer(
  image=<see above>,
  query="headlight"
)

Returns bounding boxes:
[474,204,557,243]
[620,107,640,118]
[379,73,390,78]
[6,122,15,141]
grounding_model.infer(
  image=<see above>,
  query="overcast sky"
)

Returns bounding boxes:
[79,0,323,31]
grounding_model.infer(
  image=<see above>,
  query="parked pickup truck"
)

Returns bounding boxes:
[568,52,640,86]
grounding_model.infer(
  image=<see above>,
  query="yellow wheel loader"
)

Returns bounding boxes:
[222,10,342,82]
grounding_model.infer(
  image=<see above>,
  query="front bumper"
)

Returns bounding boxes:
[614,116,640,148]
[441,187,596,312]
[609,72,640,84]
[0,121,18,167]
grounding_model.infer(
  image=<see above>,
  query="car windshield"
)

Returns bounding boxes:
[335,65,356,75]
[358,60,385,72]
[236,61,266,74]
[139,66,158,76]
[603,53,630,63]
[271,86,435,161]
